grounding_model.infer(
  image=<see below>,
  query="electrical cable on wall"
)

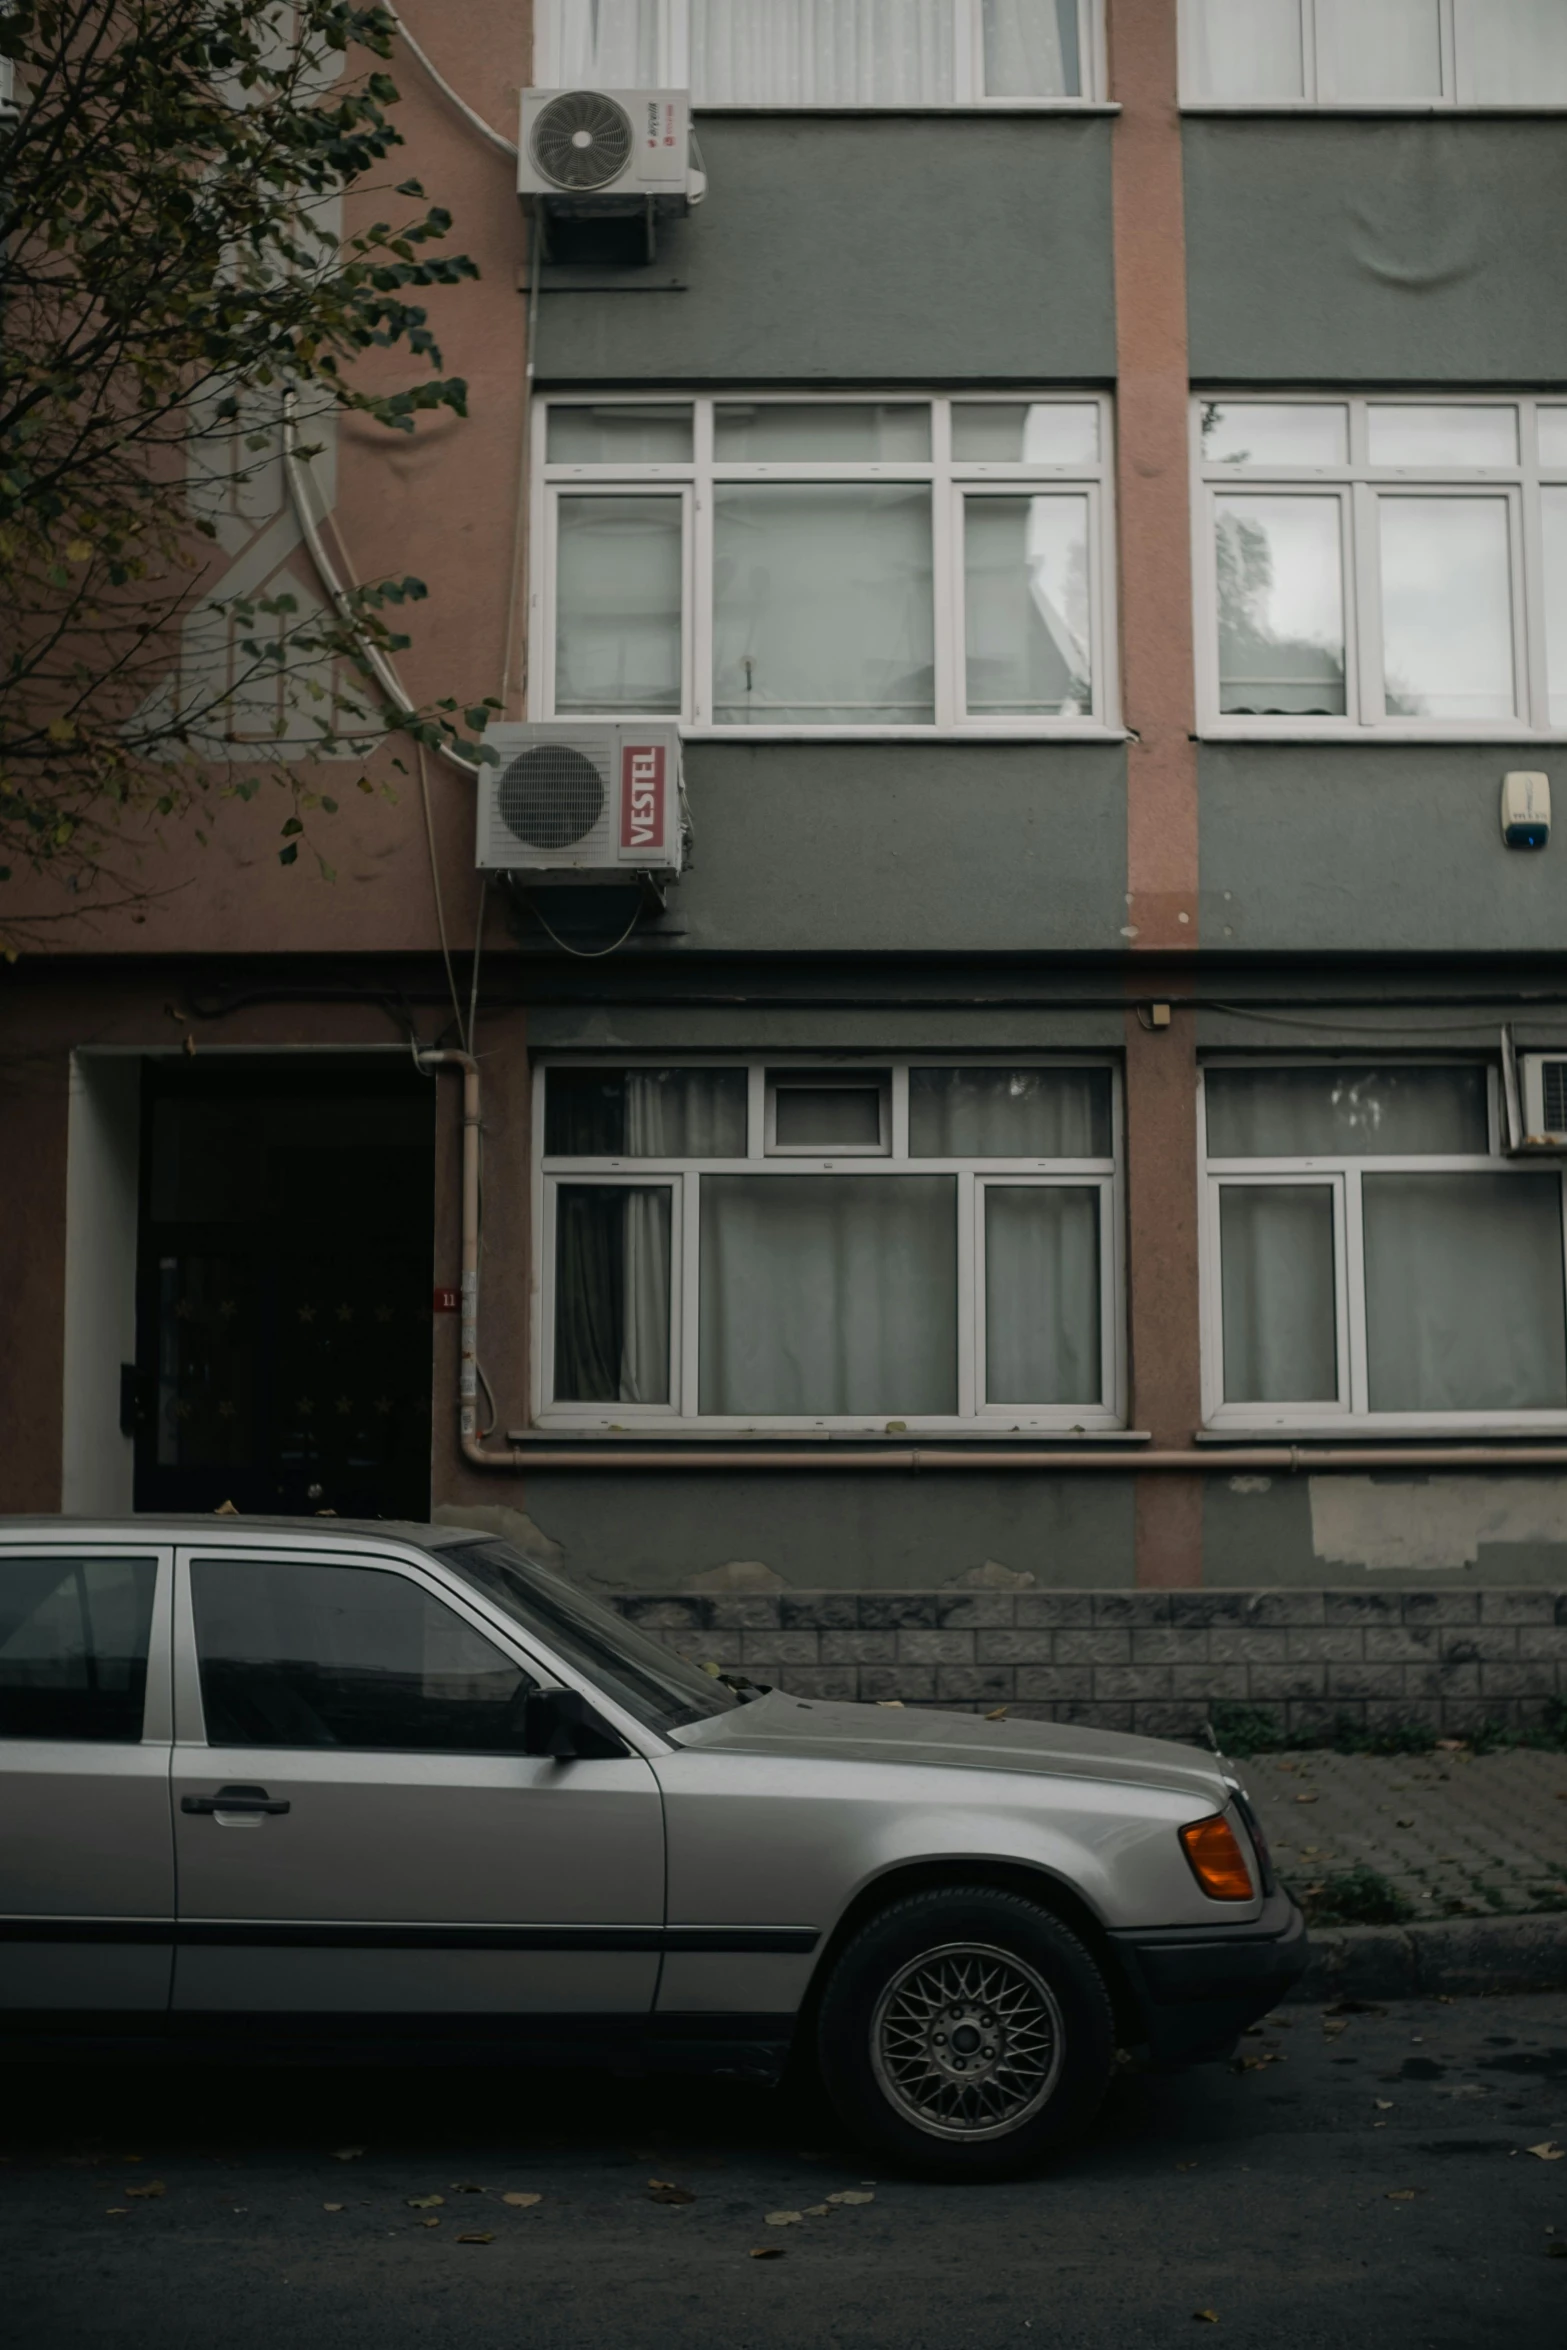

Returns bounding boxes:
[387,11,519,157]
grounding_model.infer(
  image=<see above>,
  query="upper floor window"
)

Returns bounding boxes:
[1194,396,1567,737]
[1182,0,1567,109]
[534,1058,1123,1430]
[1201,1064,1567,1429]
[535,394,1117,735]
[538,1,1106,106]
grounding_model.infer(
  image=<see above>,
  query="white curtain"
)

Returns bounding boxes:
[626,1070,747,1156]
[619,1188,672,1403]
[1467,0,1567,103]
[556,0,664,83]
[983,0,1075,97]
[964,496,1090,717]
[712,485,934,723]
[1320,0,1441,100]
[692,0,956,104]
[909,1067,1110,1156]
[1363,1173,1567,1412]
[699,1176,958,1414]
[555,497,683,715]
[985,1187,1100,1404]
[1189,0,1304,100]
[1205,1067,1488,1158]
[1220,1184,1338,1401]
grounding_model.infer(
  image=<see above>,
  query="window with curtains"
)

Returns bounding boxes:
[1193,396,1567,737]
[1181,0,1567,107]
[1201,1065,1567,1429]
[535,1060,1124,1428]
[536,394,1116,734]
[536,2,1106,104]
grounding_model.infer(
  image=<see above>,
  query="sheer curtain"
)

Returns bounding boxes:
[556,0,664,83]
[1363,1173,1567,1412]
[983,0,1075,97]
[1468,0,1567,103]
[700,1176,957,1414]
[692,0,956,105]
[712,485,934,723]
[1320,0,1442,100]
[1220,1185,1338,1401]
[554,1185,671,1403]
[1188,0,1304,100]
[909,1067,1111,1156]
[1205,1067,1488,1157]
[985,1188,1100,1404]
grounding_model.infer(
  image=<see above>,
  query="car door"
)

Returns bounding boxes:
[170,1545,665,2026]
[0,1542,175,2021]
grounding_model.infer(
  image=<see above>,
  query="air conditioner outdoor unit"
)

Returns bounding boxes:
[476,724,685,877]
[1517,1051,1567,1149]
[518,89,702,212]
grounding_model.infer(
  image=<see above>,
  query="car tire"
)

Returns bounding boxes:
[814,1884,1115,2180]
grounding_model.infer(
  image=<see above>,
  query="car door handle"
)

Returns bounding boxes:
[181,1786,291,1817]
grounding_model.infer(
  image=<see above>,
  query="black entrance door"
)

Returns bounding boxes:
[133,1061,436,1520]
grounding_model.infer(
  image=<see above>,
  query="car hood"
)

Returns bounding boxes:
[669,1690,1228,1804]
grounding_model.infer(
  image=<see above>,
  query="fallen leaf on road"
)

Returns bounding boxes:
[647,2181,696,2205]
[456,2231,495,2244]
[406,2195,445,2209]
[826,2190,875,2205]
[501,2193,542,2208]
[984,1707,1008,1721]
[1294,1793,1318,1804]
[331,2148,365,2162]
[105,2209,127,2216]
[1374,2101,1394,2112]
[749,2247,786,2259]
[1322,2019,1348,2037]
[1396,1818,1414,1828]
[802,2204,831,2216]
[124,2181,165,2199]
[875,1700,904,1709]
[766,2211,803,2226]
[1386,2190,1416,2201]
[1526,2143,1565,2161]
[323,2203,344,2213]
[1193,2312,1219,2325]
[450,2182,485,2193]
[417,2218,440,2230]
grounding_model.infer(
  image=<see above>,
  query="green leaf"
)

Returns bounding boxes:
[278,841,299,866]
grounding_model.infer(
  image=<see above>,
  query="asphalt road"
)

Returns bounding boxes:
[2,1992,1563,2350]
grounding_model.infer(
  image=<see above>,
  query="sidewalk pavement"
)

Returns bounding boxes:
[1244,1746,1567,1921]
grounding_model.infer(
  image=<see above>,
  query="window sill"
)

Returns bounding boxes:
[1196,1423,1567,1443]
[693,103,1121,117]
[1196,725,1567,746]
[513,1427,1147,1446]
[680,725,1129,744]
[1181,103,1567,119]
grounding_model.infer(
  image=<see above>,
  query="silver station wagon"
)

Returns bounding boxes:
[0,1519,1306,2178]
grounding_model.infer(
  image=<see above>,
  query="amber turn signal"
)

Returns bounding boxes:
[1179,1813,1256,1901]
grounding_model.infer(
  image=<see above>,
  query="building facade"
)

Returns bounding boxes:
[6,0,1567,1734]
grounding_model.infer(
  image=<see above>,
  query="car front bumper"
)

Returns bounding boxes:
[1107,1887,1310,2065]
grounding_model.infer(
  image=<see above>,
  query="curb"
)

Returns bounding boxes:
[1285,1913,1567,2004]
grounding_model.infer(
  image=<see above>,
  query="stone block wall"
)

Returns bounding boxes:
[612,1588,1567,1739]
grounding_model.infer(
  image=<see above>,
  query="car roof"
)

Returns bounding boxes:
[0,1516,478,1549]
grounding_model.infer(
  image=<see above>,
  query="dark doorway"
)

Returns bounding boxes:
[133,1058,436,1520]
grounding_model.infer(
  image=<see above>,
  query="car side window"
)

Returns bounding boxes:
[0,1557,158,1742]
[189,1558,539,1754]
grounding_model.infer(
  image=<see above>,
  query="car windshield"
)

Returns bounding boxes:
[441,1538,742,1737]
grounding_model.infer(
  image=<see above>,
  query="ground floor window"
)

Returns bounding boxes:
[1201,1062,1567,1428]
[534,1059,1122,1429]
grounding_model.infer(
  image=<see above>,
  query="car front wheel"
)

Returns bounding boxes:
[815,1885,1116,2179]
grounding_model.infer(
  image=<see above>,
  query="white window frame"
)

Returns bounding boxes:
[532,1054,1126,1432]
[1192,393,1567,741]
[534,392,1119,740]
[1180,0,1567,111]
[1199,1061,1567,1432]
[535,2,1109,108]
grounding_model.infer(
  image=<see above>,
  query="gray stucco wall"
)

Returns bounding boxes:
[535,115,1115,384]
[666,740,1128,954]
[1198,744,1567,954]
[1184,119,1567,384]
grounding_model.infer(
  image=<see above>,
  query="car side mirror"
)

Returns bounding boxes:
[519,1685,629,1761]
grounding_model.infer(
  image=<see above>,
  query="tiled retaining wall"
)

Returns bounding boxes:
[611,1588,1567,1738]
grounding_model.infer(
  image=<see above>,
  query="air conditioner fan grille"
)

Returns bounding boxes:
[1542,1060,1567,1133]
[530,90,634,191]
[497,744,607,849]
